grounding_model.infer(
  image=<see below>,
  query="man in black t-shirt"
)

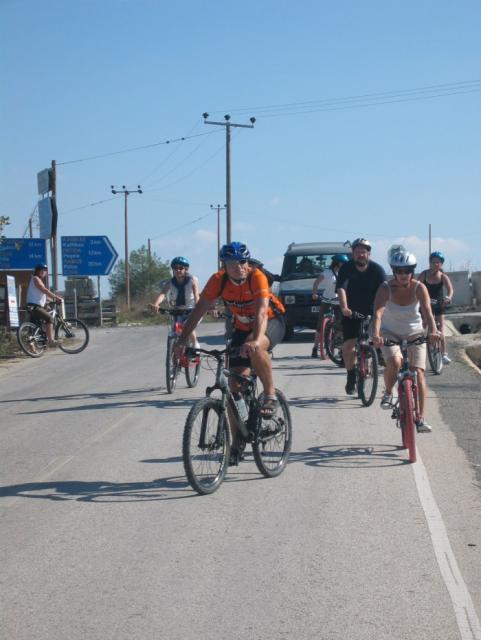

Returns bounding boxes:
[336,238,386,394]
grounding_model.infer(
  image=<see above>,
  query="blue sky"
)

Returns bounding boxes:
[1,0,480,291]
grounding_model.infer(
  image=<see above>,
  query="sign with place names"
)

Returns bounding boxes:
[0,238,47,270]
[61,236,118,276]
[6,275,19,327]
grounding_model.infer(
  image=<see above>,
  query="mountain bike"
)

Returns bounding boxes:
[383,335,427,463]
[352,312,379,406]
[426,298,449,375]
[182,346,292,495]
[17,302,89,358]
[321,297,344,366]
[159,308,201,393]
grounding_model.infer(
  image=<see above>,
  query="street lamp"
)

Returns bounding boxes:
[110,184,142,310]
[210,204,226,269]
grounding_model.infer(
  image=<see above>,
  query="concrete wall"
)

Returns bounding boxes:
[448,271,472,307]
[470,272,481,307]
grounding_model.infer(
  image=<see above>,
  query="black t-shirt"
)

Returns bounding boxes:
[336,260,386,315]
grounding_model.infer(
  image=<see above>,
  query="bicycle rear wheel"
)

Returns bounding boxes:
[185,353,201,388]
[357,344,379,407]
[252,389,292,478]
[427,341,443,375]
[17,322,47,357]
[324,319,344,366]
[166,335,180,393]
[400,379,416,463]
[56,318,89,354]
[182,397,230,495]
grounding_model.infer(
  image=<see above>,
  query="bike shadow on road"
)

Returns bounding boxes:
[0,474,199,503]
[10,389,198,416]
[288,443,410,468]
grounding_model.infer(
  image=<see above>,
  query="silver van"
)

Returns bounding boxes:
[278,241,351,339]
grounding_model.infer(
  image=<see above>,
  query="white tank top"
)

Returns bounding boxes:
[26,277,47,306]
[166,277,196,309]
[319,268,337,300]
[381,281,423,337]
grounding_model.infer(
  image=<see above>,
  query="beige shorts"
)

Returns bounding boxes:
[381,332,426,370]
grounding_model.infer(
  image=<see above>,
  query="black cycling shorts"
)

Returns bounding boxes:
[341,316,362,341]
[229,316,285,368]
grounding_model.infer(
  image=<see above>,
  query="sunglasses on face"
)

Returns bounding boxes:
[174,266,186,271]
[393,268,412,275]
[226,259,248,266]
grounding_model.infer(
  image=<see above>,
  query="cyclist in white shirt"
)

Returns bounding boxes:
[311,254,349,357]
[26,264,63,346]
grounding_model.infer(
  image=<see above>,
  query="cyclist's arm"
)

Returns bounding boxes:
[176,296,212,345]
[372,283,389,345]
[152,282,170,309]
[337,287,351,317]
[417,283,438,336]
[250,296,269,344]
[33,276,62,302]
[442,273,454,303]
[192,276,200,304]
[312,274,324,298]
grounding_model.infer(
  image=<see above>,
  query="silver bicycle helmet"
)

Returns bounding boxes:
[390,251,417,270]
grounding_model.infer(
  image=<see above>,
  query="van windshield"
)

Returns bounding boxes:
[281,254,336,281]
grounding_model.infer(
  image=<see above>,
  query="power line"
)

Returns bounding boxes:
[57,129,220,166]
[208,79,481,119]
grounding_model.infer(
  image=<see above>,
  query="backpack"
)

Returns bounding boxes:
[218,268,284,316]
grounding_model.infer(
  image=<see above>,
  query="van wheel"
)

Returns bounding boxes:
[283,324,294,341]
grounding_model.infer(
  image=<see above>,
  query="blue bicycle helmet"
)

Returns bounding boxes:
[219,242,251,262]
[331,254,349,266]
[170,256,189,269]
[429,251,445,263]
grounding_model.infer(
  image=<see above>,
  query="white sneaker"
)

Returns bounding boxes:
[194,341,201,349]
[416,418,433,433]
[380,392,393,410]
[442,353,451,365]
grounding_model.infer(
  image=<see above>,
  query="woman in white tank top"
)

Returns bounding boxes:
[372,251,439,432]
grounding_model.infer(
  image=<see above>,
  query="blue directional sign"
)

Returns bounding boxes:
[0,238,47,270]
[61,236,118,276]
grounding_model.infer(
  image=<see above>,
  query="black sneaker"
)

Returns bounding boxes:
[345,371,356,395]
[311,347,318,358]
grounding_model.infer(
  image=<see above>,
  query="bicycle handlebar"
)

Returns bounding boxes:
[319,296,340,306]
[382,335,427,347]
[185,345,243,360]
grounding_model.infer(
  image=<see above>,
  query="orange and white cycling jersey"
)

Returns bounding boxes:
[201,268,285,331]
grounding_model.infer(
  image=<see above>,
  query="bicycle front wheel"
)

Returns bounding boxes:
[17,322,47,357]
[182,397,230,495]
[324,319,344,366]
[357,345,379,407]
[56,318,89,354]
[252,389,292,478]
[185,353,201,388]
[400,379,416,463]
[165,335,179,393]
[427,341,443,375]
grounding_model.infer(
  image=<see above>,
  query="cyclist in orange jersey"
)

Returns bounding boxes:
[174,242,285,418]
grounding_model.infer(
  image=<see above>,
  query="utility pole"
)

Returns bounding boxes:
[51,160,58,290]
[110,185,142,310]
[210,204,226,269]
[203,113,255,242]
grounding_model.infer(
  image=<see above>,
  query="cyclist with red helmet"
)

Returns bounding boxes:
[336,238,386,395]
[152,256,200,348]
[174,242,285,419]
[418,251,454,364]
[311,253,349,358]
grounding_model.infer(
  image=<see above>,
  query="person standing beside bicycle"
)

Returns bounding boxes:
[336,238,386,395]
[26,264,63,347]
[418,251,454,365]
[173,242,286,418]
[372,251,440,433]
[311,253,349,358]
[152,256,201,349]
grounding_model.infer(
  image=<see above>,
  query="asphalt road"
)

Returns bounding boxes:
[1,323,480,640]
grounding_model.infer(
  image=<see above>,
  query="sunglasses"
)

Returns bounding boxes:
[393,268,413,275]
[173,266,187,270]
[226,259,248,266]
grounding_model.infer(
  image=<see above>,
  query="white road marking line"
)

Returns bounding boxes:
[414,451,481,640]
